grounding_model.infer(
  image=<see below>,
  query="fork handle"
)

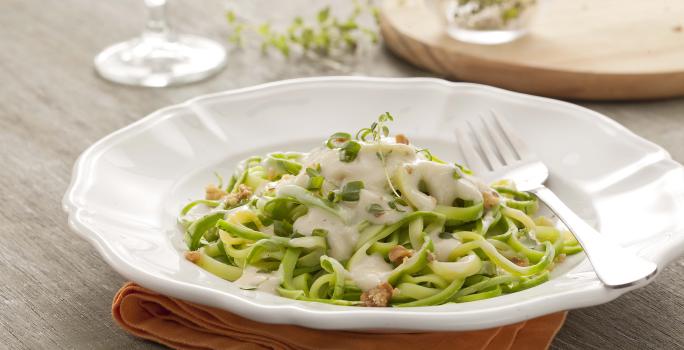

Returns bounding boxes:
[529,186,658,288]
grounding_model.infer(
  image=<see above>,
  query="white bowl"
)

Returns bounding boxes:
[63,77,684,331]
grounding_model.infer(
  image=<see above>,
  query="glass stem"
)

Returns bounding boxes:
[143,0,171,38]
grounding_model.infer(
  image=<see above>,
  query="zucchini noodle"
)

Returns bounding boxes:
[179,113,582,307]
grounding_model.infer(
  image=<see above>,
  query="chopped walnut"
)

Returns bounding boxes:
[510,256,528,267]
[205,184,227,200]
[395,134,410,145]
[235,184,252,200]
[224,184,253,207]
[360,282,394,307]
[388,245,413,265]
[482,190,500,210]
[184,251,201,263]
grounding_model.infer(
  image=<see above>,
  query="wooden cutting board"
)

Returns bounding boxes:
[379,0,684,100]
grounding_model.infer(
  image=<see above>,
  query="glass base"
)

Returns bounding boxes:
[446,26,526,45]
[95,34,227,87]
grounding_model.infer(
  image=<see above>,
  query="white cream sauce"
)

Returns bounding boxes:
[293,207,357,261]
[342,189,409,225]
[400,161,483,211]
[234,265,283,294]
[430,231,463,262]
[348,253,394,291]
[268,138,494,289]
[300,142,417,192]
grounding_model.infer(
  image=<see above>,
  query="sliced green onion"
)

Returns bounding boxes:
[326,132,351,149]
[339,181,364,201]
[339,140,361,162]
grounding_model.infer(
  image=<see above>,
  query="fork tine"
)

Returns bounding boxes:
[481,113,517,165]
[468,118,503,169]
[490,110,532,160]
[455,127,488,173]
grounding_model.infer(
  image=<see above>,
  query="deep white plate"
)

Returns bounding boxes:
[63,77,684,331]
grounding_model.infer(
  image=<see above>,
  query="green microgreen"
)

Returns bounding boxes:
[224,2,380,58]
[416,148,434,161]
[387,198,407,212]
[455,163,474,175]
[367,203,385,217]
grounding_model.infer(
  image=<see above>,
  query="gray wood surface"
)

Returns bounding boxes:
[0,0,682,349]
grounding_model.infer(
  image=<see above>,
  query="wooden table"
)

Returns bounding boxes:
[1,1,682,349]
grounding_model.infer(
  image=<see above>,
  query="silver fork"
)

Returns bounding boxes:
[455,111,658,288]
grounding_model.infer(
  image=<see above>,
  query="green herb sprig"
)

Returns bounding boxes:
[355,112,402,198]
[226,1,380,58]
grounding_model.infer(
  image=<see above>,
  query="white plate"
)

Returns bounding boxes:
[63,77,684,331]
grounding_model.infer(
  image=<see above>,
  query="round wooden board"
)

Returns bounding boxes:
[379,0,684,100]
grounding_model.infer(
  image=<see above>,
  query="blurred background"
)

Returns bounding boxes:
[2,0,684,349]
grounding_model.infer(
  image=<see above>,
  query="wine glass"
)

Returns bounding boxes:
[95,0,227,87]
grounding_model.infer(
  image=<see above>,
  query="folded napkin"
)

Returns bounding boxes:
[113,283,566,350]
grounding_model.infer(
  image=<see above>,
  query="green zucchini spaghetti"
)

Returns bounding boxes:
[179,113,582,307]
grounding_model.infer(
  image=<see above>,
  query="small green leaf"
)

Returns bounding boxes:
[317,7,331,23]
[455,163,474,175]
[226,10,236,24]
[301,27,314,49]
[417,148,434,161]
[387,199,406,212]
[370,122,378,131]
[293,16,304,26]
[356,128,372,141]
[258,23,271,37]
[367,203,385,216]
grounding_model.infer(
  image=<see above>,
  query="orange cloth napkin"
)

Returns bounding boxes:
[113,282,566,350]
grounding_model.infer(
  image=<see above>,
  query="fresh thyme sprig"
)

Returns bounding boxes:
[225,1,380,58]
[353,112,402,198]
